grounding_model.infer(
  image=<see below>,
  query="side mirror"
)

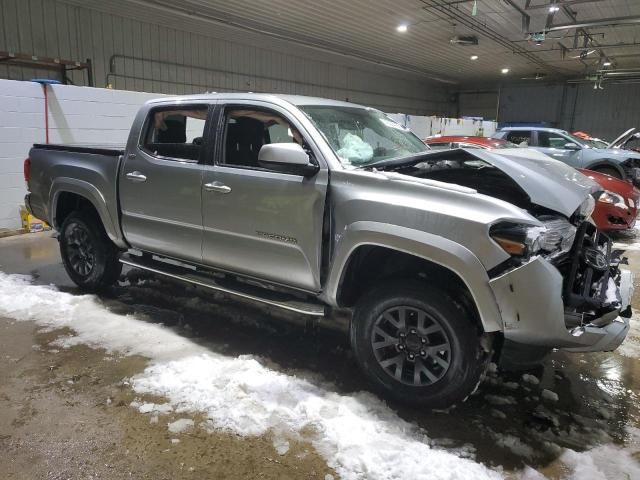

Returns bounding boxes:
[564,142,580,150]
[258,143,319,177]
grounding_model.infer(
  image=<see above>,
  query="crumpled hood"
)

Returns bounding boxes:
[464,147,599,217]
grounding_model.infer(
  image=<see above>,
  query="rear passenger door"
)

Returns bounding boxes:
[119,104,212,263]
[200,101,328,292]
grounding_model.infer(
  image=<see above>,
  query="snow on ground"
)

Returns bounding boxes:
[1,271,639,480]
[0,272,500,480]
[556,427,640,480]
[167,418,194,434]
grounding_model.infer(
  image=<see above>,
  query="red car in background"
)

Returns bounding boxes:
[424,136,639,232]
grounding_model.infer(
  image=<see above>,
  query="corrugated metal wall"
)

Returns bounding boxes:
[458,83,640,140]
[0,0,453,115]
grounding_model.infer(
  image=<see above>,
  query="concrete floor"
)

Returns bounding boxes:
[0,232,639,479]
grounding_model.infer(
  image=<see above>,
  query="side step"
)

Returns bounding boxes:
[119,254,326,317]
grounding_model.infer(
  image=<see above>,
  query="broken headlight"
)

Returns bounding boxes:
[598,190,627,208]
[578,195,596,219]
[490,223,543,258]
[490,217,576,259]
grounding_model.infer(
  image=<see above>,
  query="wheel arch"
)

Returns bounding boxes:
[51,178,127,248]
[324,221,503,333]
[585,160,625,178]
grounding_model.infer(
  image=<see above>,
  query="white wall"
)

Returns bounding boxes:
[388,113,497,139]
[0,79,161,228]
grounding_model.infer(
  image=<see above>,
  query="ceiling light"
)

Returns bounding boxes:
[470,55,479,60]
[397,24,408,33]
[603,60,612,66]
[501,68,510,74]
[549,6,560,12]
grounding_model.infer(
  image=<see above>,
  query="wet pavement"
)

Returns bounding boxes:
[1,231,639,478]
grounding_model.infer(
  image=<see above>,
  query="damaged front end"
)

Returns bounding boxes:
[490,214,633,354]
[556,221,633,351]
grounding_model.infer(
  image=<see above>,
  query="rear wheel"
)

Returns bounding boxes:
[592,166,622,179]
[59,210,122,291]
[351,280,489,408]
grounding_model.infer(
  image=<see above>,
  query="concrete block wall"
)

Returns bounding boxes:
[0,79,163,229]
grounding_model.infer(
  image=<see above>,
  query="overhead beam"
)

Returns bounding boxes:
[525,0,603,10]
[420,0,556,73]
[503,0,531,32]
[545,16,640,32]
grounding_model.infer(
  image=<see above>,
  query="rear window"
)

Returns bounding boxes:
[141,107,208,162]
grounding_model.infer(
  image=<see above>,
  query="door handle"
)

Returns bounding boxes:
[204,181,231,194]
[126,171,147,182]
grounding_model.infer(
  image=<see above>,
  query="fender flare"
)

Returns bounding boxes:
[50,177,127,248]
[585,160,625,178]
[324,221,503,332]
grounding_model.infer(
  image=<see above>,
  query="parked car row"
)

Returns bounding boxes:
[492,126,640,185]
[424,135,640,232]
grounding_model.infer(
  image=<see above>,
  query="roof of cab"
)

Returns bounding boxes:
[145,92,367,109]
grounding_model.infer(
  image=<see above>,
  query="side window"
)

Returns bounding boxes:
[142,107,208,162]
[222,107,305,168]
[505,131,532,146]
[538,131,571,149]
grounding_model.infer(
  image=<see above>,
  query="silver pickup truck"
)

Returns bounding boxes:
[25,93,633,407]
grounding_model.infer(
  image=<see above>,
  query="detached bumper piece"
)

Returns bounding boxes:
[490,221,633,352]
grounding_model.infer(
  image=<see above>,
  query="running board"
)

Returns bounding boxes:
[119,254,326,317]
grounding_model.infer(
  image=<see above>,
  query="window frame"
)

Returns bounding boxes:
[212,103,318,174]
[138,103,212,164]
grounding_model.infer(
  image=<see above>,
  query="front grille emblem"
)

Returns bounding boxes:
[582,247,608,271]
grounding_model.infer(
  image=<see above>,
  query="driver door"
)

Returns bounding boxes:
[201,102,328,292]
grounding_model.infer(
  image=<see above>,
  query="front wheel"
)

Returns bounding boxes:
[59,210,122,291]
[351,281,489,408]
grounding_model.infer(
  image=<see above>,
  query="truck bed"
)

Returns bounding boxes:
[27,143,126,246]
[32,144,125,156]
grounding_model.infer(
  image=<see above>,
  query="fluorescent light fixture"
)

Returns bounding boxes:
[470,55,479,60]
[501,68,510,74]
[603,60,612,66]
[397,24,408,33]
[549,6,560,12]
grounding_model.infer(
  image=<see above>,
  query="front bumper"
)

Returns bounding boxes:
[592,201,637,231]
[489,233,633,352]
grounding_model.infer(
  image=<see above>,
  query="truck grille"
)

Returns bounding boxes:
[562,222,616,311]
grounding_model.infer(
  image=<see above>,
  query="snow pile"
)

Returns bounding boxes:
[557,427,640,480]
[0,273,501,480]
[168,418,194,434]
[540,390,559,402]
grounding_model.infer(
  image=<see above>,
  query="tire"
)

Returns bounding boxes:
[59,210,122,291]
[592,166,622,179]
[351,280,489,408]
